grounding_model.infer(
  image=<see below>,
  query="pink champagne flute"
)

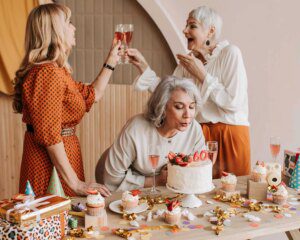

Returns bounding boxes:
[148,144,161,194]
[207,141,218,165]
[270,136,280,162]
[114,24,133,64]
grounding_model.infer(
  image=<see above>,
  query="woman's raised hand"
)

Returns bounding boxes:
[77,180,111,197]
[126,48,149,74]
[176,53,207,83]
[105,39,122,67]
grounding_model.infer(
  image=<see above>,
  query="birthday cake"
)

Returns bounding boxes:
[167,151,214,194]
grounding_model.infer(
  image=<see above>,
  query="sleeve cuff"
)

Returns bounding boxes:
[133,67,159,92]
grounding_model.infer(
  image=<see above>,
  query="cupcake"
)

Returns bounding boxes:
[251,161,267,182]
[272,184,288,205]
[164,199,181,224]
[86,190,105,216]
[121,190,141,211]
[221,172,237,192]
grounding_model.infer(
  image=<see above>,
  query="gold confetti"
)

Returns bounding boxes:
[69,228,84,238]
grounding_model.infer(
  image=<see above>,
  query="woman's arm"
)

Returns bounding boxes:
[92,40,121,102]
[177,46,248,112]
[47,142,111,196]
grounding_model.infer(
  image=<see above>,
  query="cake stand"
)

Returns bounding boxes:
[166,183,215,208]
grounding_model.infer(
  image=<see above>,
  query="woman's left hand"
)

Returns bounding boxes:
[176,53,207,83]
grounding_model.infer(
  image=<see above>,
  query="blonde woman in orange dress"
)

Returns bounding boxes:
[13,3,119,197]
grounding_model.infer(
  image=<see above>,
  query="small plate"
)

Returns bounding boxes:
[109,200,148,214]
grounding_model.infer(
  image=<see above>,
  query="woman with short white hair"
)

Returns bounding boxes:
[127,6,250,178]
[103,76,206,191]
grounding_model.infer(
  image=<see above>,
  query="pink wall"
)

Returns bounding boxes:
[139,0,300,166]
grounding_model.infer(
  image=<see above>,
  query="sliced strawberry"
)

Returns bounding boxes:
[222,171,228,177]
[86,189,98,195]
[178,152,186,158]
[199,150,208,160]
[168,152,176,160]
[131,189,141,197]
[166,200,181,211]
[175,156,182,164]
[178,162,188,167]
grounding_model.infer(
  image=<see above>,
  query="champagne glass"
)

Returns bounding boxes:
[207,141,218,165]
[148,144,161,194]
[114,24,134,64]
[270,136,280,162]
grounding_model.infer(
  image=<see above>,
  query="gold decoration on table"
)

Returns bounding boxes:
[139,194,180,210]
[69,228,84,238]
[113,225,180,239]
[114,228,133,239]
[122,212,137,221]
[209,206,230,235]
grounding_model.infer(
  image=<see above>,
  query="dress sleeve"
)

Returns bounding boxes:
[103,124,145,191]
[74,82,95,112]
[133,64,186,92]
[133,67,160,92]
[200,45,248,112]
[29,66,65,146]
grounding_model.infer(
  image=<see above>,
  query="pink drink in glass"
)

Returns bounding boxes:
[149,155,159,169]
[270,144,280,158]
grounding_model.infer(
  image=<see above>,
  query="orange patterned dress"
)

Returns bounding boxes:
[19,62,95,196]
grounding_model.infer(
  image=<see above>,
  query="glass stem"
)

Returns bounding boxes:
[152,169,156,191]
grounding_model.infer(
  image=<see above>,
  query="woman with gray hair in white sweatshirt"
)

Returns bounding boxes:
[103,76,206,191]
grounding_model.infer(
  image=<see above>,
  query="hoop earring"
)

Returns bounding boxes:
[206,40,210,46]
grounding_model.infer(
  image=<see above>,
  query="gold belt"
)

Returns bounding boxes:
[26,124,76,137]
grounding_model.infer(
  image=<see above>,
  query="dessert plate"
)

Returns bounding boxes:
[109,200,148,214]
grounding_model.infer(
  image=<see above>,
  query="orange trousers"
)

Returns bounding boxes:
[201,122,251,179]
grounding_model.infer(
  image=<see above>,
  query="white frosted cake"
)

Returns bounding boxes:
[167,159,214,194]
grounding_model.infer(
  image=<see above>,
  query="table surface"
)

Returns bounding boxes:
[70,176,300,240]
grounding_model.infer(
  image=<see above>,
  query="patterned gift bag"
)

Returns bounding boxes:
[284,150,300,177]
[289,159,300,189]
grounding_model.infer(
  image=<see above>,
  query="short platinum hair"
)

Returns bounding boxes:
[145,76,201,127]
[189,6,223,41]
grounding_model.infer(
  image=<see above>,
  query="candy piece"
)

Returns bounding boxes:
[129,220,140,227]
[147,212,152,222]
[136,215,146,221]
[187,212,196,221]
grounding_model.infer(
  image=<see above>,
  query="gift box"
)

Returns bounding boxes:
[0,194,70,226]
[0,211,68,239]
[283,149,300,177]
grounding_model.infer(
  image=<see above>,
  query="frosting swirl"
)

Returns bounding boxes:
[122,191,139,202]
[87,192,104,205]
[221,174,237,184]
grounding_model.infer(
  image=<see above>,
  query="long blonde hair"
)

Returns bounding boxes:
[13,3,72,113]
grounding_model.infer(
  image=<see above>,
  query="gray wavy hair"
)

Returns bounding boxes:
[145,76,201,127]
[189,6,223,41]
